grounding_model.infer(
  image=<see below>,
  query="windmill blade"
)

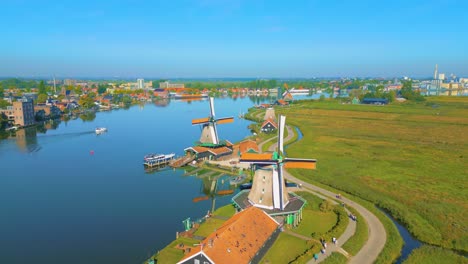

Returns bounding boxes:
[239,153,276,165]
[209,97,216,117]
[277,165,285,210]
[216,117,234,124]
[212,123,219,145]
[192,196,209,203]
[192,117,210,125]
[278,115,286,154]
[283,157,317,169]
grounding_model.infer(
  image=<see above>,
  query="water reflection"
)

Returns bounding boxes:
[13,126,39,153]
[79,111,96,122]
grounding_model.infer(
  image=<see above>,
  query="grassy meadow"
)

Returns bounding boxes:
[403,245,468,264]
[276,97,467,255]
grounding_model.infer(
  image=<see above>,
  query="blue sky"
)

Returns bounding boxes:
[1,0,467,78]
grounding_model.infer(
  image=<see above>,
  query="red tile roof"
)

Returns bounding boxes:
[261,119,278,129]
[178,207,278,264]
[238,140,259,154]
[188,146,232,156]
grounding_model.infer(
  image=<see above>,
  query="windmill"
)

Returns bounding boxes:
[282,83,293,101]
[191,97,234,146]
[239,115,316,210]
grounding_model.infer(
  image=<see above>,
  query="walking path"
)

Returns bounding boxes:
[265,125,387,263]
[257,134,277,152]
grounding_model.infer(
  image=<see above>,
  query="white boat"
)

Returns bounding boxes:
[143,153,175,166]
[95,127,107,134]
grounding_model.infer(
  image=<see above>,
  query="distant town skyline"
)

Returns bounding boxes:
[1,0,467,78]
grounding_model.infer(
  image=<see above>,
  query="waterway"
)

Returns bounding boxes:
[381,211,423,263]
[0,94,327,264]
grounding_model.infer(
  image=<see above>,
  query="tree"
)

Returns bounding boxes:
[38,80,47,94]
[0,82,4,97]
[37,94,48,104]
[122,95,132,107]
[79,96,95,109]
[97,85,107,94]
[319,200,333,212]
[401,80,425,101]
[0,99,11,108]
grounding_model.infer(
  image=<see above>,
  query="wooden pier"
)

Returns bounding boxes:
[169,155,196,168]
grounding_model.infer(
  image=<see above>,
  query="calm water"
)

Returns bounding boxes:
[0,97,267,264]
[0,94,328,263]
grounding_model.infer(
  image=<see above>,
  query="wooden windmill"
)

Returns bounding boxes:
[240,115,316,210]
[191,97,234,146]
[282,83,293,101]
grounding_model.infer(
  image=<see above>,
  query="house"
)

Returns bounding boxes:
[34,104,62,120]
[233,140,259,157]
[274,99,289,106]
[153,88,169,99]
[258,103,271,109]
[177,207,280,264]
[261,119,278,133]
[184,141,234,161]
[362,98,389,105]
[101,95,113,105]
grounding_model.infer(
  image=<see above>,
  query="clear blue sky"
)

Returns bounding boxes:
[1,0,467,78]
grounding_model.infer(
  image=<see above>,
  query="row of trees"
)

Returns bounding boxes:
[400,80,425,101]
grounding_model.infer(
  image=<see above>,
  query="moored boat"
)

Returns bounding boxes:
[173,93,208,99]
[143,153,175,167]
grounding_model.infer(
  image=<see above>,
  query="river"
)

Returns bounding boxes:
[0,96,269,264]
[0,93,340,264]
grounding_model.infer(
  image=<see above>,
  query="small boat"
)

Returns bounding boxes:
[230,175,246,185]
[174,93,208,99]
[240,183,252,190]
[95,127,107,134]
[143,153,175,166]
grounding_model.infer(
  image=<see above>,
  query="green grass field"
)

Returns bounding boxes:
[149,236,199,264]
[213,204,236,218]
[277,97,467,257]
[321,252,348,264]
[403,245,468,264]
[193,217,227,237]
[260,233,320,263]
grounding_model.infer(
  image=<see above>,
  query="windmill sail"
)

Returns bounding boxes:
[209,97,216,117]
[192,97,234,146]
[239,114,317,211]
[278,115,286,154]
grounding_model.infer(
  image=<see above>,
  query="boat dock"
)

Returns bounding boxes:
[143,154,175,167]
[170,155,196,168]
